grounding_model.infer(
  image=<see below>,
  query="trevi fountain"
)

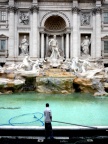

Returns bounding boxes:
[0,35,108,97]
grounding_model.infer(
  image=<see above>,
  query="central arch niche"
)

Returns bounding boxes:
[44,15,66,31]
[43,15,67,58]
[40,13,70,59]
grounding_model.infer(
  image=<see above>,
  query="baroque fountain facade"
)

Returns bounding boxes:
[0,34,108,96]
[0,0,108,96]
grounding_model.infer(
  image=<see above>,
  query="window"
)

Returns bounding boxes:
[104,41,108,53]
[104,12,108,24]
[0,11,6,21]
[0,40,6,51]
[1,12,6,21]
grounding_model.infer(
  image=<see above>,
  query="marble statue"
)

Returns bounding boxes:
[19,35,29,55]
[0,54,107,95]
[79,59,91,73]
[82,69,103,79]
[18,55,35,71]
[81,36,91,56]
[19,63,40,77]
[16,56,40,77]
[46,35,63,67]
[49,35,61,59]
[70,57,79,74]
[92,79,108,96]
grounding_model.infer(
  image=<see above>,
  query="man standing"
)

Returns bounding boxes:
[44,103,53,140]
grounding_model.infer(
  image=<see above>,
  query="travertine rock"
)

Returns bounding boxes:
[36,77,75,94]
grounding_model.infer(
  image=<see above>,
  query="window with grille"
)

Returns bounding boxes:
[104,41,108,53]
[0,11,6,21]
[104,12,108,24]
[0,40,6,51]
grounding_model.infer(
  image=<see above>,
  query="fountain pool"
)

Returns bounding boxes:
[0,92,108,128]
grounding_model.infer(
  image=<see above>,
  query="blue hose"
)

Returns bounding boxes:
[0,112,44,126]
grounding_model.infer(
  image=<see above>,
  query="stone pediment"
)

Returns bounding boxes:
[101,35,108,40]
[0,34,8,38]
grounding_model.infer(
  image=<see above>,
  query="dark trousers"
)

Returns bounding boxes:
[45,122,53,139]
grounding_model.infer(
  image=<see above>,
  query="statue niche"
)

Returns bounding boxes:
[19,34,29,56]
[81,35,91,57]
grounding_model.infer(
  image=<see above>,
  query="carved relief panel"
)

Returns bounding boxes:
[19,11,29,25]
[80,12,91,26]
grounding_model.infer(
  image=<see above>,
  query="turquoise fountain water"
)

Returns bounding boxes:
[0,92,108,127]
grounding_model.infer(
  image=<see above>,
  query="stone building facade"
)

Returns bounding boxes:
[0,0,108,65]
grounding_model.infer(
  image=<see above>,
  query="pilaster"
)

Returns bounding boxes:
[72,7,80,57]
[91,9,96,58]
[30,5,39,58]
[8,6,17,57]
[95,7,102,58]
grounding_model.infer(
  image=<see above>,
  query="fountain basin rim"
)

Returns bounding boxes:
[0,126,108,130]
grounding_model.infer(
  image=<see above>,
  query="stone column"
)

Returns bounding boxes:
[8,6,16,57]
[14,9,18,57]
[70,30,73,59]
[66,33,69,59]
[41,32,44,59]
[30,5,39,58]
[46,34,48,56]
[95,7,102,58]
[72,7,80,58]
[61,35,64,52]
[92,10,96,58]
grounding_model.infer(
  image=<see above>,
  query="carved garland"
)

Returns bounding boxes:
[40,11,70,27]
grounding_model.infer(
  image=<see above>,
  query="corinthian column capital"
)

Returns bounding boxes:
[92,7,102,15]
[72,6,80,14]
[30,5,39,13]
[8,6,18,13]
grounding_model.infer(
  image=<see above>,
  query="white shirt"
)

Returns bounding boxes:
[44,107,52,123]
